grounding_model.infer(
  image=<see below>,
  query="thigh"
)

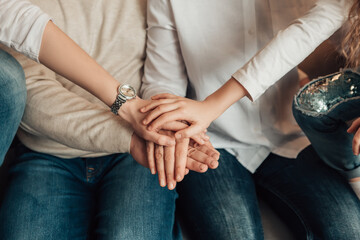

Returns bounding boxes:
[95,153,180,240]
[255,146,360,240]
[176,149,263,240]
[0,147,94,240]
[0,50,26,162]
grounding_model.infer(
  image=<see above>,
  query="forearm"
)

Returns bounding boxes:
[39,21,119,107]
[203,77,249,121]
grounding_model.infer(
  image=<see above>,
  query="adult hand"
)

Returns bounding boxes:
[347,117,360,155]
[147,132,220,190]
[140,93,217,140]
[119,97,176,146]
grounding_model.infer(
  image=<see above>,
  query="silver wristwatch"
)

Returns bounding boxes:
[110,84,137,115]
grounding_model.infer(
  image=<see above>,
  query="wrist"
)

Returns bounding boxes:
[202,97,225,121]
[118,96,138,123]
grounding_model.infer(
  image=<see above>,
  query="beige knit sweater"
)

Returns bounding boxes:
[4,0,146,158]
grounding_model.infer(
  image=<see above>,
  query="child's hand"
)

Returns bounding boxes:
[141,93,218,140]
[347,118,360,155]
[119,97,176,146]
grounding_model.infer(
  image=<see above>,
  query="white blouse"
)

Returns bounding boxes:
[0,0,51,61]
[142,0,350,172]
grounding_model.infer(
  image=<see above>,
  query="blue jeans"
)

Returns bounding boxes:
[177,147,360,240]
[0,145,181,240]
[293,70,360,179]
[0,49,26,164]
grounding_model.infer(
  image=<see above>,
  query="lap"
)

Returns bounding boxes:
[0,148,94,240]
[177,149,263,240]
[94,154,180,240]
[177,147,360,240]
[0,146,180,240]
[255,146,360,239]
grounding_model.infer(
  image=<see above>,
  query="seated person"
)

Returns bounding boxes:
[0,0,217,239]
[141,0,360,239]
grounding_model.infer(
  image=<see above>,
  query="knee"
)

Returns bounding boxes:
[0,50,26,112]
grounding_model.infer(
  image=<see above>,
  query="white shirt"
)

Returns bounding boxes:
[0,0,51,61]
[141,0,350,172]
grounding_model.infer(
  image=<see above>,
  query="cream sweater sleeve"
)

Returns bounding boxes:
[12,50,133,158]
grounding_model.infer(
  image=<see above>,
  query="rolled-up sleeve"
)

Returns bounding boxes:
[232,0,350,101]
[0,0,51,62]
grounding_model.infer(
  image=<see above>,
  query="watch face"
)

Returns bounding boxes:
[120,84,136,99]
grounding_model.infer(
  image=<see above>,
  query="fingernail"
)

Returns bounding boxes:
[176,175,182,182]
[199,164,205,171]
[168,182,174,190]
[176,134,182,139]
[160,180,166,187]
[151,169,156,175]
[210,161,218,168]
[168,140,175,145]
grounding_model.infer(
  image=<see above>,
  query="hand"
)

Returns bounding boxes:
[141,93,218,140]
[130,133,148,168]
[347,117,360,155]
[119,97,176,146]
[147,132,220,190]
[147,130,188,190]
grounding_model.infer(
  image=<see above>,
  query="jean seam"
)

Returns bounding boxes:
[257,182,314,240]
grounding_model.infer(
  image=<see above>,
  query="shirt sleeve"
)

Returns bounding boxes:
[11,50,134,155]
[0,0,51,62]
[140,0,188,99]
[232,0,351,101]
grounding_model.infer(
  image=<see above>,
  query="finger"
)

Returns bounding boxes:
[151,93,181,100]
[143,103,181,125]
[186,157,208,173]
[140,98,177,114]
[162,121,188,132]
[188,147,219,169]
[190,132,210,145]
[164,144,177,190]
[147,111,187,132]
[185,168,190,175]
[146,141,156,174]
[175,124,205,140]
[348,118,360,133]
[155,145,166,187]
[353,129,360,155]
[174,137,189,182]
[193,142,220,160]
[144,131,175,146]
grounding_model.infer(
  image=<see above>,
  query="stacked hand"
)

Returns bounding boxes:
[122,95,220,190]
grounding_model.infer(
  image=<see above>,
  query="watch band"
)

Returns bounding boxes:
[110,94,126,115]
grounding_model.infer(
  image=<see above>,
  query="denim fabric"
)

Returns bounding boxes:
[0,145,181,240]
[0,49,26,164]
[177,147,360,240]
[293,70,360,179]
